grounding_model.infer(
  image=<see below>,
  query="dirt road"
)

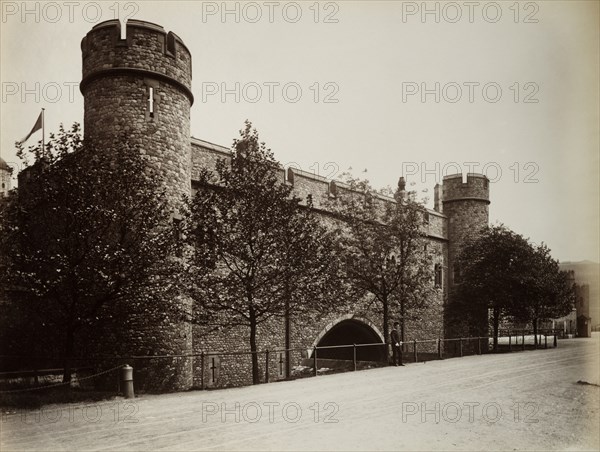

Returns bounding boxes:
[2,335,599,451]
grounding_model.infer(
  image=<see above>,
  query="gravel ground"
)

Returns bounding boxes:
[2,334,599,451]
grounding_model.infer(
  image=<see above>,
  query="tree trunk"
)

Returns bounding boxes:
[382,297,389,363]
[62,324,75,384]
[400,296,406,351]
[383,298,389,346]
[285,295,291,379]
[533,318,538,346]
[492,307,500,352]
[249,307,260,385]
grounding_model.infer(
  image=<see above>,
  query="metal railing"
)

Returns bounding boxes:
[0,331,559,392]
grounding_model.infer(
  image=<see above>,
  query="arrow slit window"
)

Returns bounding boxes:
[147,87,155,119]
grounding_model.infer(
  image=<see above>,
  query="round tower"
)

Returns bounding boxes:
[80,20,193,390]
[442,173,490,336]
[80,19,193,207]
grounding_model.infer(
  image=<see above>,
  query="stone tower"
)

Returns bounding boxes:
[80,19,193,390]
[81,19,193,206]
[442,173,490,336]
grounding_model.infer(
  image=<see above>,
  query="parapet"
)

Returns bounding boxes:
[442,173,490,204]
[80,19,193,103]
[189,140,446,238]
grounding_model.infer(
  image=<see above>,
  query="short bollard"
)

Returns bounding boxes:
[265,350,270,383]
[121,365,134,399]
[200,352,205,390]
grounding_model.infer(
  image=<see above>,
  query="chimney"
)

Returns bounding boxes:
[397,176,407,202]
[434,183,442,212]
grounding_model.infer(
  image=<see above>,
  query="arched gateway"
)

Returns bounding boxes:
[309,315,386,362]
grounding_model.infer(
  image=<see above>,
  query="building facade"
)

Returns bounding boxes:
[0,158,11,197]
[72,19,491,390]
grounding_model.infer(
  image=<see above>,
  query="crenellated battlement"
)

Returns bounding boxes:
[442,173,490,204]
[191,137,451,219]
[81,19,192,103]
[190,139,448,241]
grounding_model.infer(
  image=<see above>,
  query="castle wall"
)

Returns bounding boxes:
[427,211,446,239]
[73,19,488,391]
[191,138,231,182]
[287,168,332,207]
[187,141,448,388]
[190,288,446,388]
[191,138,285,187]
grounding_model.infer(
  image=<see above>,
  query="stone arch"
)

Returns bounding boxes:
[308,315,386,362]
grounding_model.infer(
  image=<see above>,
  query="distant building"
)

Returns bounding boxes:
[549,271,592,337]
[0,157,11,197]
[575,284,592,337]
[559,261,599,331]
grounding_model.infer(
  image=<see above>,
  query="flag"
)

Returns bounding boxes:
[19,111,43,145]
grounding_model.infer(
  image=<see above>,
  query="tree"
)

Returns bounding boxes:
[0,124,182,382]
[512,244,575,343]
[329,176,435,349]
[455,225,537,351]
[185,121,344,384]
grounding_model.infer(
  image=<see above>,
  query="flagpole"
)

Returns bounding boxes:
[41,108,45,156]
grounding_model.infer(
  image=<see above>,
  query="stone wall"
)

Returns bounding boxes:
[287,168,332,207]
[189,279,446,388]
[191,138,231,182]
[187,138,451,388]
[186,140,450,387]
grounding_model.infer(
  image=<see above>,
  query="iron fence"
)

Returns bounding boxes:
[0,331,560,394]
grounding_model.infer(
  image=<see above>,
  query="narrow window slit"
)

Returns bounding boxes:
[148,86,155,118]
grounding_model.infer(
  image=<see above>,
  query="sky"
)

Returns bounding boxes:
[1,0,598,263]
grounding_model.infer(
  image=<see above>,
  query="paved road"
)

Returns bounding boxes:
[2,336,599,451]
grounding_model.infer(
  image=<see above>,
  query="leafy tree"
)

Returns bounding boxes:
[455,225,536,350]
[185,121,344,384]
[512,244,575,343]
[0,124,182,382]
[329,176,435,348]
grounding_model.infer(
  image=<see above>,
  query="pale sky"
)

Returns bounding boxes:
[1,1,598,262]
